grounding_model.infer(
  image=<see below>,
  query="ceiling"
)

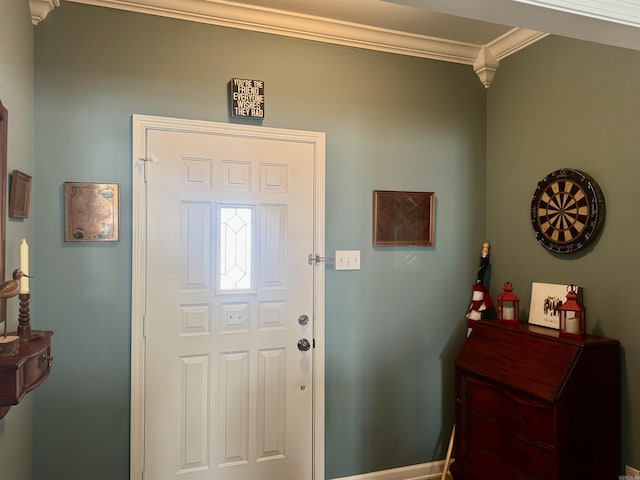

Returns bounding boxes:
[30,0,640,87]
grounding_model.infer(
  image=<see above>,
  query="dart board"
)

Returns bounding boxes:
[530,168,605,254]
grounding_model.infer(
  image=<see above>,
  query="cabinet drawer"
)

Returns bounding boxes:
[458,436,555,480]
[465,413,503,454]
[506,437,555,480]
[507,400,554,445]
[462,445,528,480]
[460,374,554,445]
[22,345,51,389]
[459,376,504,419]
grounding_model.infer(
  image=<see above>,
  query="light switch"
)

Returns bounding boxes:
[335,250,360,270]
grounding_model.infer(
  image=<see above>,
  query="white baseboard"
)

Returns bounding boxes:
[329,460,453,480]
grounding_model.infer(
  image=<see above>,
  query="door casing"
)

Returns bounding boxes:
[130,114,326,480]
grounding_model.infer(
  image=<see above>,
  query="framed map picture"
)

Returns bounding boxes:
[64,182,119,242]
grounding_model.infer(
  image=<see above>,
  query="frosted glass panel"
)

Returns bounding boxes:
[219,206,253,290]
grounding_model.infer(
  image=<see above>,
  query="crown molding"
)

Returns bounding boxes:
[30,0,60,25]
[475,27,549,87]
[50,0,547,87]
[65,0,481,63]
[488,27,549,61]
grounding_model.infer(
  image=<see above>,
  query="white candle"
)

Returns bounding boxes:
[502,306,515,320]
[565,314,579,334]
[20,238,29,294]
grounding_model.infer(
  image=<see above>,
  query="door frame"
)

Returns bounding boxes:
[130,114,326,480]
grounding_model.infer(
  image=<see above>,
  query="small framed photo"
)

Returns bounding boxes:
[64,182,119,242]
[373,190,435,247]
[8,170,32,219]
[529,282,582,329]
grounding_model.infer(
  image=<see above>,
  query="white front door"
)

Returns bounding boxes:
[130,116,325,480]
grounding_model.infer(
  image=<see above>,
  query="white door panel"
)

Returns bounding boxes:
[131,118,324,480]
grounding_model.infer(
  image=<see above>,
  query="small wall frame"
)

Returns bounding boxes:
[373,190,435,247]
[64,182,119,242]
[9,170,32,219]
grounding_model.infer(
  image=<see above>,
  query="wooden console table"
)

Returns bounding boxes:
[0,331,53,418]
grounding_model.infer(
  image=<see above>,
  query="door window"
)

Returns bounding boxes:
[219,205,254,291]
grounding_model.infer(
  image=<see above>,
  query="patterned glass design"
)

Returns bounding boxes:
[219,206,253,290]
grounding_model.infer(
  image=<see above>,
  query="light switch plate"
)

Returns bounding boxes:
[335,250,360,270]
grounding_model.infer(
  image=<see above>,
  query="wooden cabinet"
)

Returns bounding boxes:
[451,320,619,480]
[0,330,53,418]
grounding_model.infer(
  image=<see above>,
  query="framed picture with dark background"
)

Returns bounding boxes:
[9,170,32,219]
[373,190,435,247]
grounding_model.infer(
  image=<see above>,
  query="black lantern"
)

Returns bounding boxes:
[497,282,519,325]
[558,284,585,338]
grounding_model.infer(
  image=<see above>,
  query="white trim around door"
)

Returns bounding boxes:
[130,114,326,480]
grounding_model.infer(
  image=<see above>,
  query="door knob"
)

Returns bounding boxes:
[297,338,311,351]
[298,314,309,326]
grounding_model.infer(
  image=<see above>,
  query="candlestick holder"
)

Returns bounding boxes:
[18,293,31,335]
[17,293,40,342]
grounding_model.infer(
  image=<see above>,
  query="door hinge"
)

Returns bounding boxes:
[143,315,149,338]
[139,157,157,182]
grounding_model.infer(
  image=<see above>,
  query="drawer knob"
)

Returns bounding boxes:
[516,414,531,426]
[40,353,53,368]
[520,452,532,464]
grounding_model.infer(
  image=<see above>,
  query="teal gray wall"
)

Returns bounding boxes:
[32,3,486,479]
[7,3,636,479]
[486,36,640,470]
[0,1,35,479]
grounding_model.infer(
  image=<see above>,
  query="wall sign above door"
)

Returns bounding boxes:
[230,78,265,119]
